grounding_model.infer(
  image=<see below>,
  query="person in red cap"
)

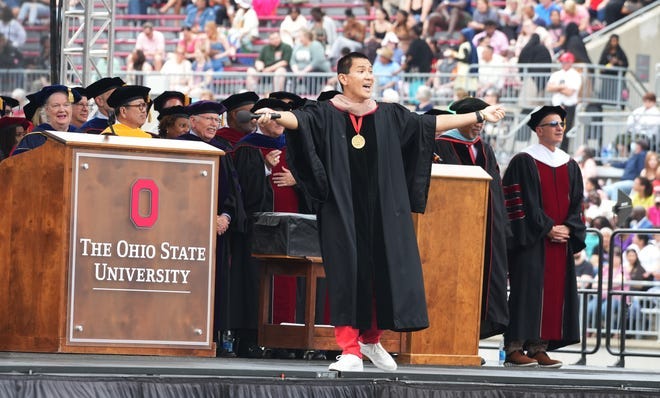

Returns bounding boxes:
[546,51,581,152]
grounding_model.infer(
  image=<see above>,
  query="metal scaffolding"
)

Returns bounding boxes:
[59,0,116,86]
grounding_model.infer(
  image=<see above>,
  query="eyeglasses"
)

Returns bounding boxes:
[538,121,565,128]
[73,103,90,108]
[123,103,148,111]
[195,115,221,124]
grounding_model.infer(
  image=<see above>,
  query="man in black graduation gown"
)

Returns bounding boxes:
[434,97,509,340]
[502,106,586,368]
[176,100,247,357]
[255,52,506,372]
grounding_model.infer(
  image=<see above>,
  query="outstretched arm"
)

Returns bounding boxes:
[435,104,505,132]
[255,109,299,132]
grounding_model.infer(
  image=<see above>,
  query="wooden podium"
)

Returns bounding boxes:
[0,131,222,357]
[398,163,491,366]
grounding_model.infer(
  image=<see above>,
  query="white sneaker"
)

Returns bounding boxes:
[328,354,364,372]
[359,342,397,371]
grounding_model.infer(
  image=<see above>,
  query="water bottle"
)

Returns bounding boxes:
[498,339,506,366]
[222,330,235,355]
[600,144,611,162]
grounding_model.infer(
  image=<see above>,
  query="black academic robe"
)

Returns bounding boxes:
[285,101,434,331]
[502,152,586,351]
[80,116,109,134]
[176,132,249,335]
[434,133,510,339]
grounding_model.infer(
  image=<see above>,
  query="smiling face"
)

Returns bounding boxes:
[337,56,374,102]
[190,113,221,142]
[45,92,72,130]
[535,113,564,151]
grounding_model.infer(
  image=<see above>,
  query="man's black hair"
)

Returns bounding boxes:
[336,52,369,76]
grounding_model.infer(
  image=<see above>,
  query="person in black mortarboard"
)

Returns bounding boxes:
[12,85,82,156]
[80,77,126,134]
[0,116,32,161]
[501,105,584,368]
[236,97,318,360]
[0,95,19,117]
[177,100,248,358]
[101,85,152,138]
[157,105,191,139]
[153,90,191,113]
[434,97,511,350]
[70,87,89,130]
[230,97,307,359]
[217,91,259,148]
[268,91,306,110]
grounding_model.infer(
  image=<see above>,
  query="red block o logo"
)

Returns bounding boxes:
[130,179,159,228]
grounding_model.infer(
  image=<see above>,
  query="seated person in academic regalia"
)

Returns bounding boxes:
[12,85,82,156]
[0,95,20,117]
[0,116,32,161]
[79,77,125,134]
[153,90,191,119]
[157,105,191,139]
[217,91,260,148]
[101,85,153,138]
[70,86,89,130]
[176,100,248,357]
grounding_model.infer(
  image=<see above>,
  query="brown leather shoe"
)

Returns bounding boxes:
[529,351,563,368]
[504,350,538,367]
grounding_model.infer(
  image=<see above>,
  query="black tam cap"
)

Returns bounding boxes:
[221,91,259,111]
[251,98,291,113]
[157,105,190,121]
[0,95,19,113]
[86,77,126,99]
[527,105,566,129]
[317,90,341,102]
[186,100,226,116]
[71,86,87,99]
[24,85,82,120]
[424,108,453,116]
[448,97,489,114]
[107,85,151,108]
[153,91,191,112]
[268,91,305,109]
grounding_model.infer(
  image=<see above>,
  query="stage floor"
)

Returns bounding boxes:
[0,351,659,397]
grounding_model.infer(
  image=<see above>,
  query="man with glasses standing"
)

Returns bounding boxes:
[501,106,586,368]
[70,87,89,130]
[102,85,152,138]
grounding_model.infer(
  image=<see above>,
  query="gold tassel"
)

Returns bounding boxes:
[147,96,152,122]
[183,94,190,106]
[0,97,4,110]
[67,88,74,103]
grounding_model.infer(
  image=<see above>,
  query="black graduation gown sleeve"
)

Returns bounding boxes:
[566,159,587,254]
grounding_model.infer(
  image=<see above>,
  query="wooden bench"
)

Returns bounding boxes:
[254,254,404,352]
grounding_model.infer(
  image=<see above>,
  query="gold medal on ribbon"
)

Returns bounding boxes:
[351,134,365,149]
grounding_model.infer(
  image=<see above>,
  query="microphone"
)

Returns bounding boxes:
[236,110,281,124]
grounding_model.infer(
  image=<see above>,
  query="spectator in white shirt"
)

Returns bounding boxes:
[279,6,307,47]
[0,6,25,48]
